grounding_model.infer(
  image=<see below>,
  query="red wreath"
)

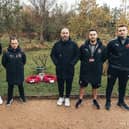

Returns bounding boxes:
[25,75,41,84]
[42,74,57,83]
[25,74,57,84]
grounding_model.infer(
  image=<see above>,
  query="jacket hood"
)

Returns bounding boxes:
[7,47,21,53]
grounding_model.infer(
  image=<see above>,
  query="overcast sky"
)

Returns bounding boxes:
[21,0,123,8]
[57,0,121,8]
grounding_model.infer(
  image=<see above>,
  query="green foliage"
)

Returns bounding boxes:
[0,0,22,35]
[1,0,129,42]
[68,0,116,40]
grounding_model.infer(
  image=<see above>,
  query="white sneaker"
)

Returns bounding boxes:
[6,99,13,106]
[57,97,64,106]
[0,96,3,104]
[64,98,70,107]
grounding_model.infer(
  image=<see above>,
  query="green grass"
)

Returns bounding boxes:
[0,39,129,96]
[0,43,129,97]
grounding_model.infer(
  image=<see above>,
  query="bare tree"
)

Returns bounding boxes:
[121,0,129,18]
[0,0,22,35]
[29,0,56,44]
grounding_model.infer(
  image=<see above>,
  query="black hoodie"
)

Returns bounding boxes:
[79,39,106,83]
[2,47,26,85]
[50,38,79,79]
[107,36,129,71]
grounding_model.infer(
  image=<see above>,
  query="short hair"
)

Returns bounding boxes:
[60,27,69,33]
[10,35,17,43]
[88,29,97,33]
[117,24,128,28]
[9,35,19,48]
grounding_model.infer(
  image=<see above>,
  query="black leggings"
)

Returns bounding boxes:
[57,78,73,98]
[106,68,128,103]
[7,83,25,101]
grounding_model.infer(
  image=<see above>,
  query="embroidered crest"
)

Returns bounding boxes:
[84,48,89,52]
[97,48,102,53]
[115,43,119,47]
[16,53,22,58]
[9,54,14,58]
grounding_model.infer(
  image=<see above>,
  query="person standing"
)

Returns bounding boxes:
[105,24,129,110]
[51,28,79,107]
[0,43,3,104]
[2,36,26,106]
[75,29,106,109]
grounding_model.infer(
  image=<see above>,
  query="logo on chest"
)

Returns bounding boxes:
[9,54,14,58]
[16,53,22,58]
[9,53,22,58]
[97,48,102,54]
[115,43,119,47]
[84,48,89,52]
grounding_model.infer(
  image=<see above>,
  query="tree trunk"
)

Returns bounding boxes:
[40,31,44,44]
[40,18,44,44]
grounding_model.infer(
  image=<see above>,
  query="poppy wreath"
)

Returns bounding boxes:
[42,74,57,83]
[25,75,41,84]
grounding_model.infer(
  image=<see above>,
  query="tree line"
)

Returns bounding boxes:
[0,0,129,44]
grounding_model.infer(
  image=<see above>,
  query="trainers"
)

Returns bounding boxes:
[105,101,111,110]
[117,102,129,110]
[57,97,64,106]
[6,99,13,106]
[64,98,70,107]
[75,99,82,108]
[0,96,3,105]
[93,99,100,109]
[20,97,26,103]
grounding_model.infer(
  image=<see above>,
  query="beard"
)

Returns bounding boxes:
[62,37,69,41]
[118,36,126,40]
[90,38,96,43]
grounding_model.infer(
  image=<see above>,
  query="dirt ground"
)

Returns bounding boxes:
[0,98,129,129]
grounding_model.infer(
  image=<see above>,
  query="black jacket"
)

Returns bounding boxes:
[107,37,129,71]
[50,39,79,79]
[79,39,106,84]
[2,47,26,85]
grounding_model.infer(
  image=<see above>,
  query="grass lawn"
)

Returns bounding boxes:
[0,42,129,97]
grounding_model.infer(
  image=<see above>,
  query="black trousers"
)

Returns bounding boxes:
[7,83,25,101]
[57,78,73,98]
[106,68,128,103]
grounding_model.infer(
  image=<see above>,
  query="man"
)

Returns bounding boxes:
[2,36,26,105]
[105,24,129,110]
[75,29,106,109]
[0,43,3,104]
[50,28,79,107]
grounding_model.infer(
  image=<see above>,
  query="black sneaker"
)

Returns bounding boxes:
[6,99,13,106]
[117,102,129,110]
[75,99,82,108]
[20,97,26,103]
[105,101,111,110]
[93,99,100,109]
